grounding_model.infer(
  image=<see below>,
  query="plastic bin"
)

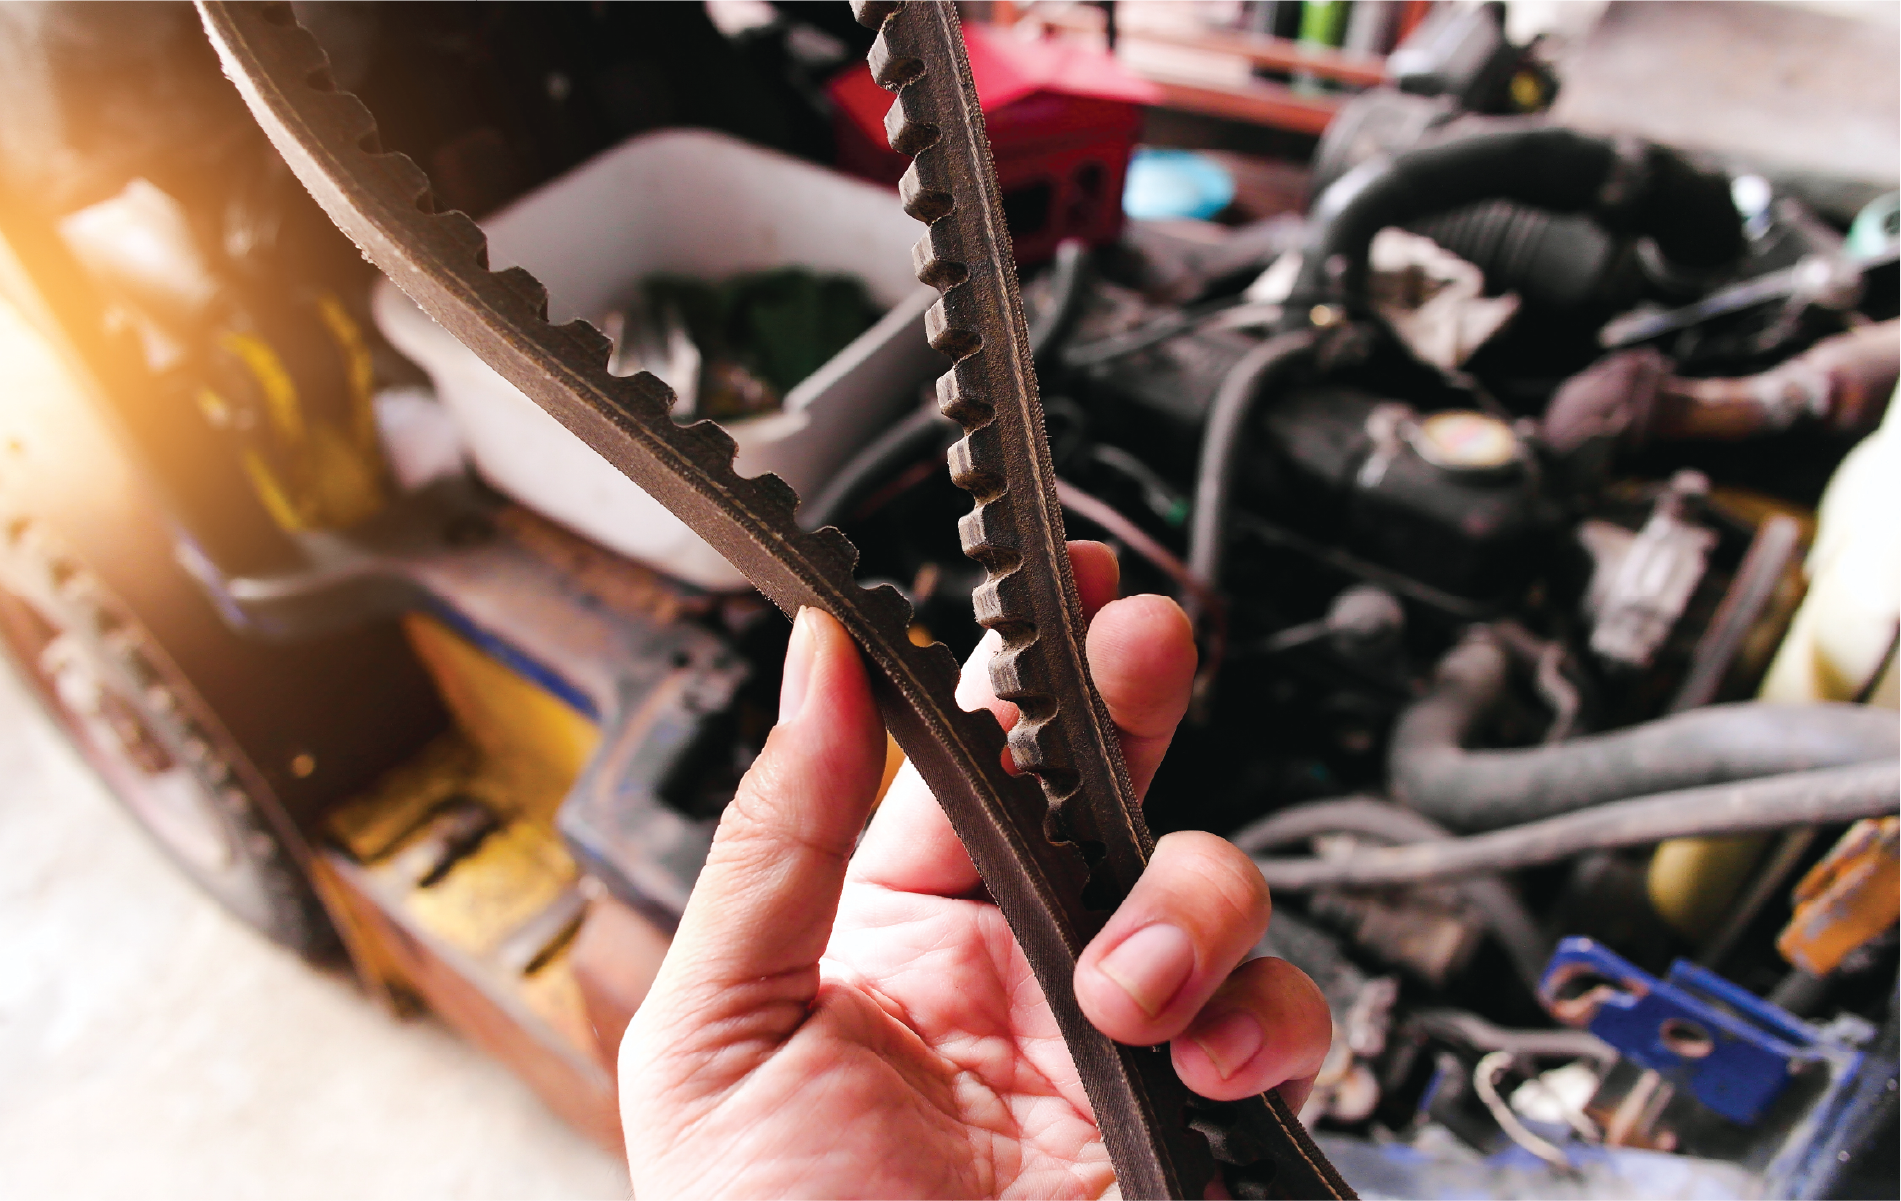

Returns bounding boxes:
[375,129,941,590]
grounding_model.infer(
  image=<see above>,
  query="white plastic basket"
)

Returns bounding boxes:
[375,129,941,590]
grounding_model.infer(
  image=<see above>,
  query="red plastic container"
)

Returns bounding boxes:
[830,24,1160,264]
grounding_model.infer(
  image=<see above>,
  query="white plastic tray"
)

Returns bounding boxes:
[375,129,941,589]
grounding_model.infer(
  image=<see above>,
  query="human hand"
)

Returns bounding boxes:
[619,542,1330,1198]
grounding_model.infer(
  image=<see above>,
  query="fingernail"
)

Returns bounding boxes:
[779,608,818,724]
[1097,923,1195,1018]
[1187,1009,1263,1081]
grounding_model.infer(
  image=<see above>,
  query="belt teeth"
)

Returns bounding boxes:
[923,297,980,360]
[956,503,1020,574]
[435,211,489,263]
[491,266,549,322]
[946,437,1002,500]
[851,1,903,33]
[741,471,802,528]
[899,162,955,224]
[911,230,968,289]
[858,582,914,632]
[554,317,614,369]
[883,100,940,157]
[599,371,676,427]
[799,524,862,581]
[867,37,923,90]
[970,570,1031,632]
[1011,726,1076,791]
[1051,790,1100,842]
[935,369,992,427]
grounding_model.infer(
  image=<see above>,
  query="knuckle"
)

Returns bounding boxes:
[705,744,842,869]
[1253,958,1332,1072]
[1156,830,1272,930]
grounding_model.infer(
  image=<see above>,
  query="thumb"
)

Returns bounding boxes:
[632,607,885,1047]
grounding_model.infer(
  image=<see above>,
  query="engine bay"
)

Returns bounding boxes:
[0,3,1894,1197]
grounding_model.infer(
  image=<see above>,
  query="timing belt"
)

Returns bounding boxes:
[195,3,1351,1196]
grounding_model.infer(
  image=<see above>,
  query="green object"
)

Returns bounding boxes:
[1297,0,1348,48]
[1847,192,1900,260]
[642,268,879,420]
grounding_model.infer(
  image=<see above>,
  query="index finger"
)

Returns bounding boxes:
[849,543,1197,897]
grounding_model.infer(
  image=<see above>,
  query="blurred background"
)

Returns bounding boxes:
[0,2,1895,1198]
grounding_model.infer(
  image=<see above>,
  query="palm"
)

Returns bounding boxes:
[641,884,1113,1199]
[621,557,1329,1200]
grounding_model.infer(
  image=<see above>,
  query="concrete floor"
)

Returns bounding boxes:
[0,660,631,1200]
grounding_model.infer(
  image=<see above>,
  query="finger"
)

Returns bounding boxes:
[855,584,1196,896]
[851,548,1194,897]
[851,539,1124,897]
[945,539,1124,738]
[1073,831,1272,1046]
[1171,957,1331,1103]
[1277,1068,1320,1115]
[1086,593,1195,797]
[638,608,886,1031]
[1071,539,1120,621]
[847,627,1001,896]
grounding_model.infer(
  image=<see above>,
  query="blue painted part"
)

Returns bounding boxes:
[1123,148,1236,221]
[170,531,261,631]
[1539,938,1821,1126]
[424,599,600,721]
[1667,958,1815,1046]
[1314,1132,1762,1200]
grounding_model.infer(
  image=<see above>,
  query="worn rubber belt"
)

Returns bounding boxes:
[196,3,1351,1196]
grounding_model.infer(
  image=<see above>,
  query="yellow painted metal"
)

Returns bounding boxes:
[1647,835,1769,941]
[313,291,381,454]
[327,734,481,863]
[399,613,599,825]
[1649,492,1815,940]
[322,613,609,1073]
[404,819,577,958]
[211,294,391,532]
[220,329,307,445]
[517,953,602,1067]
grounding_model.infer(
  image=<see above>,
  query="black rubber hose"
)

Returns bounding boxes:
[1391,629,1899,831]
[1282,127,1743,329]
[1028,237,1090,373]
[1229,797,1549,992]
[799,402,956,530]
[1410,201,1625,311]
[804,241,1089,532]
[1256,762,1899,890]
[1185,331,1316,610]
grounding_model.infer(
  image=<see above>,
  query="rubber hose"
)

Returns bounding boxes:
[1283,127,1743,328]
[1028,237,1090,373]
[1255,762,1900,890]
[1409,201,1624,311]
[1185,331,1316,609]
[1229,797,1549,991]
[804,241,1089,531]
[799,402,956,530]
[1391,629,1899,831]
